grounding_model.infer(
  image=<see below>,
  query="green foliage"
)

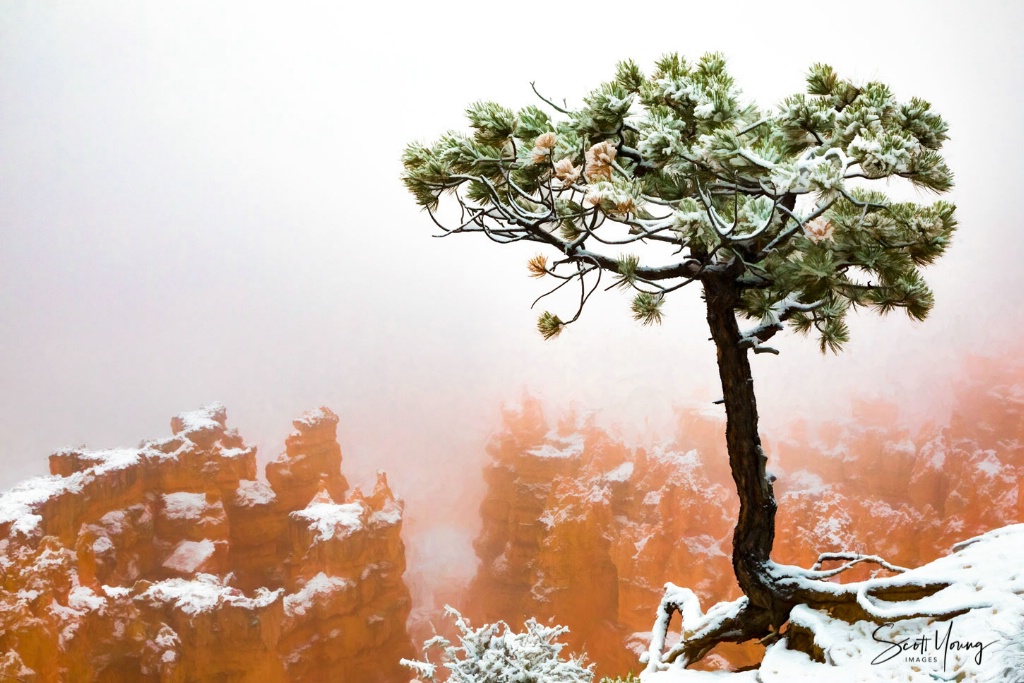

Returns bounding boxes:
[631,292,664,326]
[614,254,641,289]
[615,59,645,94]
[599,676,640,683]
[402,54,957,352]
[573,82,635,137]
[466,101,516,145]
[515,104,552,142]
[653,53,689,80]
[806,63,839,97]
[537,311,564,340]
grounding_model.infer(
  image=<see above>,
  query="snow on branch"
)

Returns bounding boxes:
[402,606,593,683]
[809,552,909,578]
[642,584,767,672]
[738,295,823,354]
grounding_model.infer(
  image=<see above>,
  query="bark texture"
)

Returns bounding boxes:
[702,269,789,627]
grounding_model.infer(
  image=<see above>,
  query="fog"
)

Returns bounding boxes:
[2,0,1023,525]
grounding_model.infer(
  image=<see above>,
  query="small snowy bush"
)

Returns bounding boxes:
[401,606,593,682]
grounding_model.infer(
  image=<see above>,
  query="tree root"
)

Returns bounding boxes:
[809,551,909,576]
[643,555,986,672]
[641,584,772,672]
[767,562,979,624]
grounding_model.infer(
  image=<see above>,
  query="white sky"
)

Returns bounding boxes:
[2,0,1023,505]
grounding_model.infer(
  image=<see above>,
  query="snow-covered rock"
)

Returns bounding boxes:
[0,404,413,682]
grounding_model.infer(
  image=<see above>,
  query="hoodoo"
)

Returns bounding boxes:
[0,404,413,682]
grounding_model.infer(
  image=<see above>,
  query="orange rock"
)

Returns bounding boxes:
[0,404,412,683]
[267,407,349,512]
[466,400,742,678]
[466,372,1024,677]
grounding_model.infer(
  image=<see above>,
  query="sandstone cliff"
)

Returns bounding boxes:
[771,355,1024,577]
[467,367,1024,676]
[0,404,413,682]
[465,400,748,677]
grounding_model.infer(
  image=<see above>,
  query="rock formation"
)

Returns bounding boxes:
[466,399,745,677]
[468,365,1024,676]
[771,358,1024,577]
[0,404,413,682]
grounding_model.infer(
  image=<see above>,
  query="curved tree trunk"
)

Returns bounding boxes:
[645,271,968,670]
[702,269,789,627]
[647,267,964,669]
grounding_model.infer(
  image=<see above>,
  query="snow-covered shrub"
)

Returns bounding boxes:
[401,606,593,682]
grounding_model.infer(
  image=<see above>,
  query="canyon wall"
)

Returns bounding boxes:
[0,404,413,682]
[771,354,1024,574]
[466,359,1024,676]
[465,400,746,677]
[3,355,1023,680]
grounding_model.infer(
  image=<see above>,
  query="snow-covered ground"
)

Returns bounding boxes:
[642,524,1024,682]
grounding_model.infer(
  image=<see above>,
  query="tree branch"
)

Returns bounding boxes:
[530,81,570,114]
[738,295,824,350]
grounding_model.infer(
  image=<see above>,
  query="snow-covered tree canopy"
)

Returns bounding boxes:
[402,54,956,353]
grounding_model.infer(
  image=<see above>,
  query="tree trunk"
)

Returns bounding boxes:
[702,269,788,626]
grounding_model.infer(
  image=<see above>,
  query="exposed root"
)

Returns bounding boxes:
[642,584,771,672]
[644,558,988,671]
[809,552,909,576]
[769,561,982,623]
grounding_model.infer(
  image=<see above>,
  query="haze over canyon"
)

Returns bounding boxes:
[2,352,1022,680]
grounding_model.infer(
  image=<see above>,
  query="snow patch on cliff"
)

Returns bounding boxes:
[370,497,404,527]
[284,572,354,618]
[605,462,635,482]
[233,479,275,507]
[140,573,280,616]
[0,475,78,537]
[161,492,212,520]
[292,501,365,542]
[528,432,585,460]
[292,406,339,430]
[172,403,227,435]
[162,539,217,575]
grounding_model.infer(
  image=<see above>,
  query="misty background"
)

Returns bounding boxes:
[2,0,1023,562]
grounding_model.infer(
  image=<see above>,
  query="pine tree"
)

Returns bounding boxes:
[403,54,958,669]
